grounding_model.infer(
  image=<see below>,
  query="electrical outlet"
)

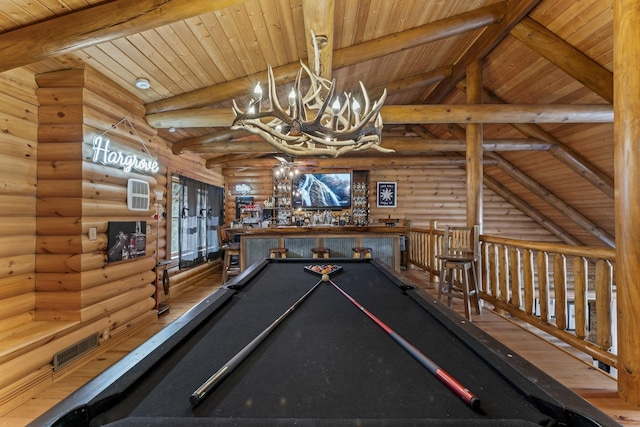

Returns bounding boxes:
[89,227,97,241]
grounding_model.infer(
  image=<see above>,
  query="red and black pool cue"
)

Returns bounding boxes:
[328,279,481,410]
[190,278,324,407]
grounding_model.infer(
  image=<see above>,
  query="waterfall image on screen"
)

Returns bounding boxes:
[293,173,351,209]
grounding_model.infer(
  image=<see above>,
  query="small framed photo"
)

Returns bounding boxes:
[377,182,397,208]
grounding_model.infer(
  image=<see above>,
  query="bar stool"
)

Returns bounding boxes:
[436,225,482,321]
[221,243,241,283]
[352,247,372,259]
[269,247,288,258]
[311,247,330,258]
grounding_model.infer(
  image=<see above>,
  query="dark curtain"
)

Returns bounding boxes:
[178,176,224,269]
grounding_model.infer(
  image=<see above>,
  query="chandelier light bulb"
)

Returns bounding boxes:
[288,88,296,106]
[332,98,341,114]
[254,83,262,100]
[352,98,361,114]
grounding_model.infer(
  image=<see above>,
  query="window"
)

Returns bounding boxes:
[170,175,224,269]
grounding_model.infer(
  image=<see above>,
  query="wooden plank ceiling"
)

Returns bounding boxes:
[0,0,614,248]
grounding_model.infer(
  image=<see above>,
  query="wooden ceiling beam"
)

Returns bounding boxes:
[424,0,542,104]
[214,156,499,170]
[368,66,454,98]
[510,17,613,103]
[0,0,246,73]
[147,104,613,128]
[482,174,583,246]
[146,3,506,114]
[180,137,550,155]
[473,83,615,198]
[449,124,614,247]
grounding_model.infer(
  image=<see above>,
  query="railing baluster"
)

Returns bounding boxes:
[537,251,550,322]
[554,253,567,330]
[574,256,588,340]
[498,245,509,303]
[523,249,534,315]
[488,244,498,297]
[595,259,613,351]
[509,247,522,309]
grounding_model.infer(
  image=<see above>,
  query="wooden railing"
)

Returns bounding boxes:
[407,222,617,370]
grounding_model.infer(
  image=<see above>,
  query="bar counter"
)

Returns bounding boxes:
[226,225,407,271]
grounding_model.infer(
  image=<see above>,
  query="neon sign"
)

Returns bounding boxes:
[91,135,159,174]
[235,184,251,195]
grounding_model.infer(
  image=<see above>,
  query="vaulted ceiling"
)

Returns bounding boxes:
[0,0,615,248]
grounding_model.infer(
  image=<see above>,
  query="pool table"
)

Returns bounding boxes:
[32,259,616,426]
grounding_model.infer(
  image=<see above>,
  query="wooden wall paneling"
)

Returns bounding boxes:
[35,253,105,274]
[1,132,37,160]
[366,166,559,241]
[0,111,38,142]
[0,255,35,279]
[0,294,35,322]
[0,65,39,363]
[0,313,36,337]
[0,275,35,301]
[0,68,38,104]
[37,124,84,143]
[80,271,157,308]
[77,284,156,323]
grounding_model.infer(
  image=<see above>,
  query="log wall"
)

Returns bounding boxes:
[35,67,160,324]
[0,68,38,335]
[0,65,224,404]
[223,165,559,243]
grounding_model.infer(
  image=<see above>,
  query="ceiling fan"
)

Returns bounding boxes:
[274,155,318,170]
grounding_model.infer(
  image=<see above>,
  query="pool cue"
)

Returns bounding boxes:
[190,277,325,407]
[328,279,481,410]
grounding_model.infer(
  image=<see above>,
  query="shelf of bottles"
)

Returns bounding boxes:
[240,205,263,226]
[352,171,369,225]
[274,177,293,226]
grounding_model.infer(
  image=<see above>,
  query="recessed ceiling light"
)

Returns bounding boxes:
[168,127,176,132]
[135,78,151,90]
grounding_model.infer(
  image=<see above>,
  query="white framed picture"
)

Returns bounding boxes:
[377,182,397,207]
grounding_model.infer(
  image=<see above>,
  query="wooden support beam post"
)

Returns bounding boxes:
[466,60,483,231]
[614,0,640,405]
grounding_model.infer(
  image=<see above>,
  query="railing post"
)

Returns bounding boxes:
[429,220,438,281]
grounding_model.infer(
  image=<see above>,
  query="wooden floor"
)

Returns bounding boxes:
[2,267,640,426]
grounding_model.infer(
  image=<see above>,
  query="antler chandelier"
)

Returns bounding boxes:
[231,36,391,158]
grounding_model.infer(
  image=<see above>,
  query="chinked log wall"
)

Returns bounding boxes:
[0,65,223,411]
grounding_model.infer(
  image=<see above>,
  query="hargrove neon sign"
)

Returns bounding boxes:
[92,135,159,174]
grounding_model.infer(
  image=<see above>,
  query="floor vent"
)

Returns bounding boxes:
[53,333,99,371]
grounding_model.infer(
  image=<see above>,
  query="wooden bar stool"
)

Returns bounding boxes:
[436,225,482,321]
[311,247,330,258]
[352,247,372,259]
[221,243,241,283]
[269,247,288,258]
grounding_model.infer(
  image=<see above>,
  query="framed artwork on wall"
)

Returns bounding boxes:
[377,182,397,208]
[107,221,146,263]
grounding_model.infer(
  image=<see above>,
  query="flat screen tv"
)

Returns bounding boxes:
[292,173,351,209]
